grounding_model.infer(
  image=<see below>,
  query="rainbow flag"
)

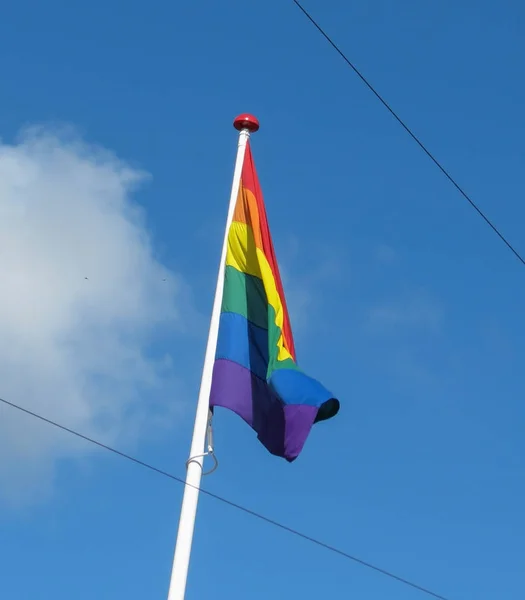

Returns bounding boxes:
[209,142,339,461]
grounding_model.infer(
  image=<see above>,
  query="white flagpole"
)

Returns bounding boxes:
[166,114,260,600]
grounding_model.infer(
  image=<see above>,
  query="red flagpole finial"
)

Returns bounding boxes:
[233,114,260,133]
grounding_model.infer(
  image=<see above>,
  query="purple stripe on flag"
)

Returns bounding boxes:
[209,358,318,461]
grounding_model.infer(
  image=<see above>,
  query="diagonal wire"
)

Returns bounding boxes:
[292,0,525,267]
[0,395,451,600]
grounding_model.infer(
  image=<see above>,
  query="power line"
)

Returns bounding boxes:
[0,396,451,600]
[292,0,525,268]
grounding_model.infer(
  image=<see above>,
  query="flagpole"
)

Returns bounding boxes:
[166,114,260,600]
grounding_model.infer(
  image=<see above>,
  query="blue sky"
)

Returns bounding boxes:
[0,0,524,598]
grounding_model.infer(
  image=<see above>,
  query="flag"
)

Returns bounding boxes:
[209,142,339,461]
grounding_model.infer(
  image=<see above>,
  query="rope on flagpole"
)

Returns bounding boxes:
[186,410,218,476]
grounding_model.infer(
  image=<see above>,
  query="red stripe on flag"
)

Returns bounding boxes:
[241,142,296,361]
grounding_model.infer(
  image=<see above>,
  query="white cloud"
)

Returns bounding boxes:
[0,126,183,508]
[375,243,398,265]
[364,288,444,395]
[367,292,443,333]
[278,236,343,334]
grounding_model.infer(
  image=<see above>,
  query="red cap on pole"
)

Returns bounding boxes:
[233,114,259,133]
